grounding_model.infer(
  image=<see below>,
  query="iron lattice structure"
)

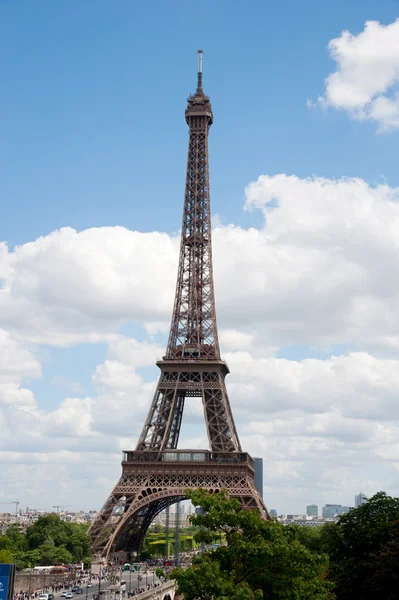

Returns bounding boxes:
[89,52,270,559]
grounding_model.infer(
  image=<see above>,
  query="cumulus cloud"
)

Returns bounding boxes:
[243,174,399,351]
[3,174,399,354]
[226,350,399,420]
[0,227,178,346]
[2,172,399,510]
[309,19,399,131]
[0,330,41,407]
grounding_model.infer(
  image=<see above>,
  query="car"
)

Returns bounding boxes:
[60,593,68,597]
[48,595,54,600]
[87,584,92,588]
[75,590,83,595]
[38,595,48,600]
[71,587,79,593]
[65,594,73,599]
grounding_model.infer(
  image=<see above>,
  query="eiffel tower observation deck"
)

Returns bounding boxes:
[88,51,270,559]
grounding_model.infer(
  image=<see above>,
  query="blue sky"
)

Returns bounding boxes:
[2,0,398,246]
[2,0,399,514]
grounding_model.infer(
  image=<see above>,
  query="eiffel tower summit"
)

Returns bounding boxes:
[89,50,270,559]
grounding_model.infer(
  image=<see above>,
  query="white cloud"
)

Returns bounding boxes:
[0,330,40,407]
[107,337,163,367]
[0,227,178,346]
[243,174,399,351]
[2,173,399,510]
[3,174,399,353]
[310,19,399,131]
[219,329,254,351]
[226,350,399,421]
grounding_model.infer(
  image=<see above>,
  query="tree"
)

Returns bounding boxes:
[14,549,42,570]
[65,526,91,562]
[295,526,324,554]
[35,542,73,566]
[323,492,399,600]
[24,515,90,564]
[0,549,14,564]
[4,525,26,551]
[26,514,69,550]
[150,524,164,534]
[2,514,91,569]
[155,568,166,580]
[172,489,334,600]
[0,535,12,551]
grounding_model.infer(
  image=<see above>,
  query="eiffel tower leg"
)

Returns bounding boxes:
[136,387,177,451]
[202,372,242,452]
[88,491,122,546]
[136,372,187,451]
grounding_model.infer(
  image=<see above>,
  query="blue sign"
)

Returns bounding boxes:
[0,564,12,600]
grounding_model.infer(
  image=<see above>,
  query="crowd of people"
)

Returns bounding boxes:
[13,575,98,600]
[127,582,163,597]
[12,569,167,600]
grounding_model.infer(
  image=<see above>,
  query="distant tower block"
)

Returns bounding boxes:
[254,458,264,498]
[307,504,318,518]
[88,51,270,559]
[355,492,367,508]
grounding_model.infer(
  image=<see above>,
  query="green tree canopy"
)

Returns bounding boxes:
[0,549,14,564]
[4,525,26,551]
[25,514,69,549]
[295,525,324,554]
[323,491,399,600]
[172,489,334,600]
[2,514,90,569]
[0,535,13,552]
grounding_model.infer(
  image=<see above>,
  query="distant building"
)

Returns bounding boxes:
[254,457,263,498]
[322,504,352,519]
[269,509,277,518]
[355,492,367,508]
[279,518,328,528]
[307,504,318,517]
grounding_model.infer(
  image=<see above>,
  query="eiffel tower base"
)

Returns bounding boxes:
[89,450,269,558]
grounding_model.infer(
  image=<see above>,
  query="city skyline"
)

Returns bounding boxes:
[1,0,399,515]
[0,491,368,518]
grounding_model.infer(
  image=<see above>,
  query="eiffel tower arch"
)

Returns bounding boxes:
[89,51,270,559]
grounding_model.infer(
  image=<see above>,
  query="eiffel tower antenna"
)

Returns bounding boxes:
[89,51,270,560]
[197,49,203,92]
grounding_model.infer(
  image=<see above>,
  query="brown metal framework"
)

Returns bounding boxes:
[89,51,270,558]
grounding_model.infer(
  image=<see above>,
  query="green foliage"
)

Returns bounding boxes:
[295,525,324,554]
[26,515,68,549]
[0,549,14,564]
[0,535,13,551]
[14,549,42,570]
[155,568,166,579]
[2,525,27,551]
[139,550,151,562]
[142,524,199,558]
[322,491,399,600]
[172,489,334,600]
[2,514,91,569]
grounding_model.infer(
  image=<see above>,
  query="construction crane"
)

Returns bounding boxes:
[53,505,71,513]
[0,500,20,515]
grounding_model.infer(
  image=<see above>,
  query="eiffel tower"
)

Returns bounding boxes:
[89,51,270,559]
